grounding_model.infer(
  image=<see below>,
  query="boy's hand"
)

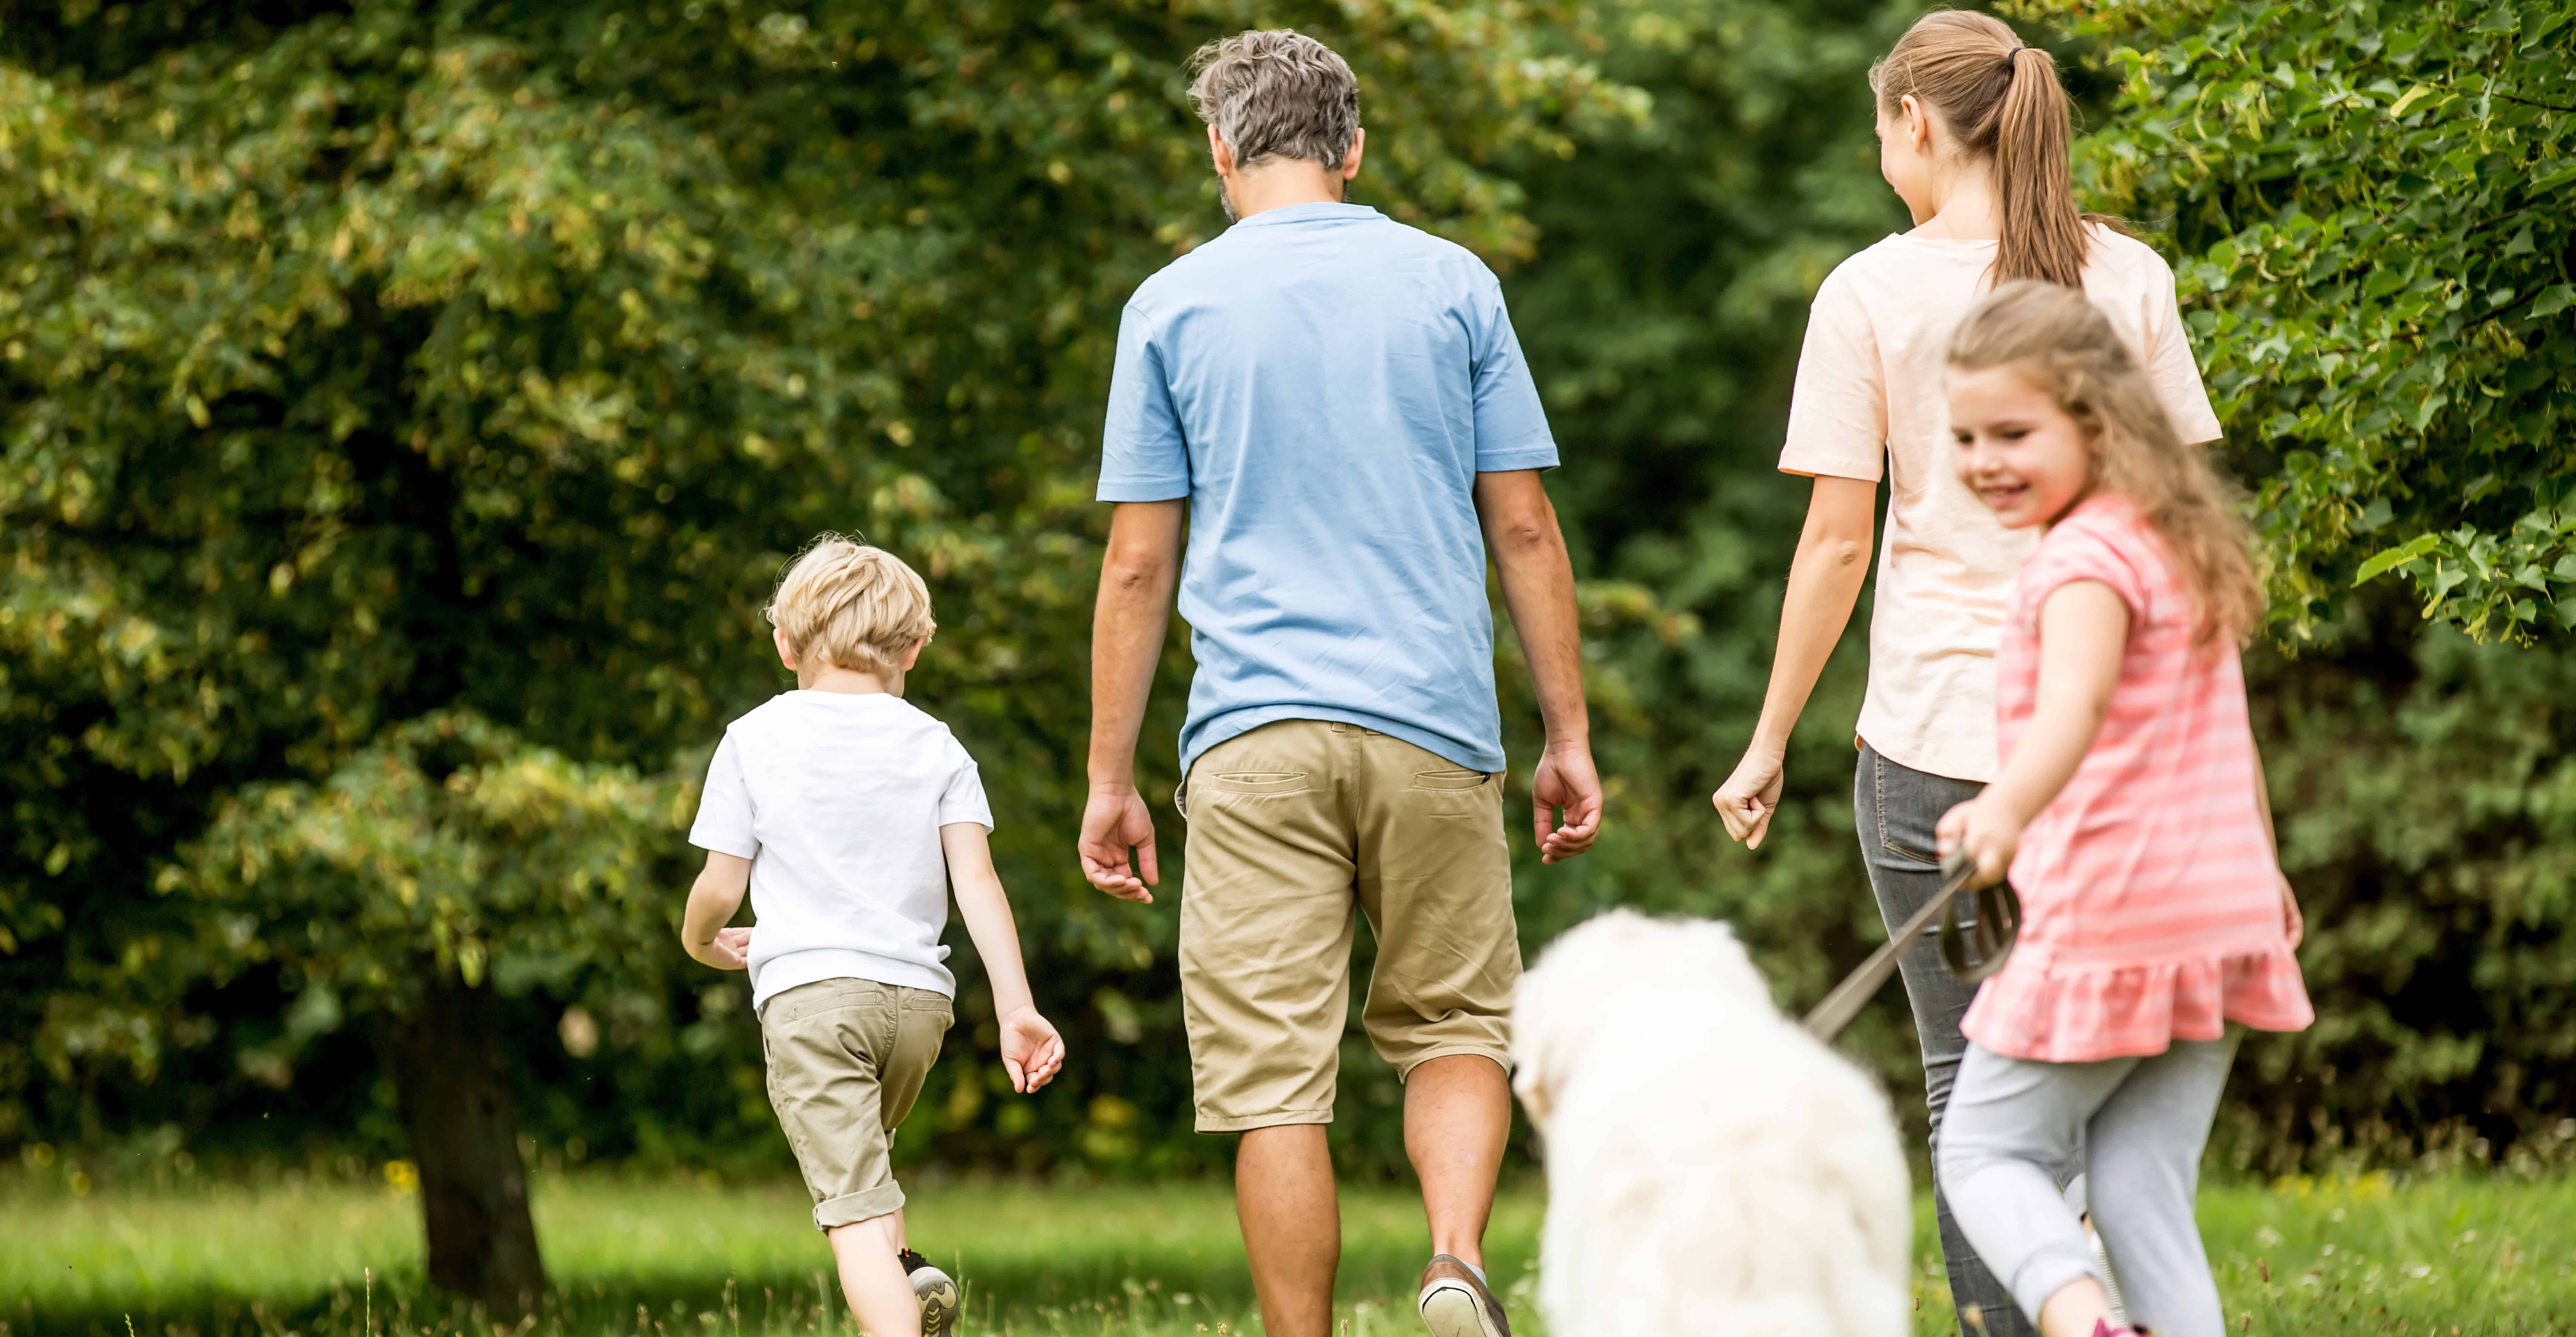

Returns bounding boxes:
[998,1007,1065,1093]
[690,926,753,971]
[1936,796,2021,889]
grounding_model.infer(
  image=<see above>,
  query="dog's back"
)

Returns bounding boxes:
[1518,914,1912,1337]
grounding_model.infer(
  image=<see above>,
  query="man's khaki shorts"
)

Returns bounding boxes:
[760,978,951,1229]
[1179,718,1519,1133]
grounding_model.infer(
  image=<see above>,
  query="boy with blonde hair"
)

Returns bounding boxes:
[682,535,1064,1337]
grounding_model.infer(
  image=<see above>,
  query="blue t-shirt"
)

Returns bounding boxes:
[1097,202,1558,775]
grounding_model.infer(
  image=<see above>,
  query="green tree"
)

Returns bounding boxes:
[0,0,1633,1309]
[180,714,677,1311]
[2024,0,2576,639]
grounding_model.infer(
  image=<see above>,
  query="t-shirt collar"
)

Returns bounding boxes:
[1230,201,1383,229]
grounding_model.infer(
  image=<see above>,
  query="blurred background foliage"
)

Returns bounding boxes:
[3,0,2572,1222]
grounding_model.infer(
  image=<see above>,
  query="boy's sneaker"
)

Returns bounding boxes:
[1417,1254,1510,1337]
[899,1249,959,1337]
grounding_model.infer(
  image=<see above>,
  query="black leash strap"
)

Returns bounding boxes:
[1802,851,2022,1043]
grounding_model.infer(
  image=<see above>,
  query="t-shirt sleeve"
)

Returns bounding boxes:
[2021,515,2151,625]
[1467,275,1560,472]
[2142,260,2224,446]
[1096,301,1193,503]
[687,734,758,859]
[936,735,995,831]
[1778,266,1889,481]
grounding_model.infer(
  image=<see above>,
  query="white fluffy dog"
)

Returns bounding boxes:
[1511,911,1914,1337]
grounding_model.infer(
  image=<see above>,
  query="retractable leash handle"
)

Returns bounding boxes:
[1801,850,2021,1043]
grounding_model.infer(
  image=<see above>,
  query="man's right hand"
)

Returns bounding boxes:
[1078,784,1159,902]
[1712,746,1787,849]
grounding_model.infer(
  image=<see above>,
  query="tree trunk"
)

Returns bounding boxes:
[390,970,547,1319]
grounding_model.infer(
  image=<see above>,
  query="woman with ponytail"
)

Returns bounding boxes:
[1709,13,2225,1337]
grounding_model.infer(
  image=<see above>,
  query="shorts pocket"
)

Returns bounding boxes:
[1411,769,1493,791]
[1209,770,1310,795]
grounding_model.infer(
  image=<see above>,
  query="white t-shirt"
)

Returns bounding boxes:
[1777,225,2222,783]
[688,691,993,1010]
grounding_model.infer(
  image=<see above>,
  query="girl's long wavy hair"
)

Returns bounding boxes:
[1950,282,2263,644]
[1871,11,2094,288]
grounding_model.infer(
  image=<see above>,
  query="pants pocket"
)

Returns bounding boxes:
[1209,770,1311,795]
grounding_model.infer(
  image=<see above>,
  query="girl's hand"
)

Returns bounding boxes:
[1936,796,2022,888]
[998,1007,1065,1093]
[2278,875,2304,949]
[1713,747,1787,849]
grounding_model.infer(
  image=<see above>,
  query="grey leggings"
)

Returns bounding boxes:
[1936,1035,2240,1337]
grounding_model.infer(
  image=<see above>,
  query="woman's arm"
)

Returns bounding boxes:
[1713,474,1879,848]
[940,823,1065,1093]
[1935,580,2130,885]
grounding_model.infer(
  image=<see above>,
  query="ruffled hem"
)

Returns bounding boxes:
[1961,940,2314,1064]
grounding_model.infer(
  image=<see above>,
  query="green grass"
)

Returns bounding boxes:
[4,1170,2571,1337]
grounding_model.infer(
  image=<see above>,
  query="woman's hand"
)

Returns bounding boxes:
[1936,795,2022,888]
[2278,875,2304,949]
[1713,747,1788,849]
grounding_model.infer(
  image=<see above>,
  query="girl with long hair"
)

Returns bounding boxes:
[1932,280,2310,1337]
[1709,13,2224,1334]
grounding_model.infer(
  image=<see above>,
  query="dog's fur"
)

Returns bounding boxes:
[1512,911,1913,1337]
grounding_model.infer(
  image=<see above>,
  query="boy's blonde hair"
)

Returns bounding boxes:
[1947,282,2264,645]
[766,535,936,674]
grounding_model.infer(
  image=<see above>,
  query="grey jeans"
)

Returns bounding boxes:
[1938,1036,2240,1337]
[1854,744,2035,1337]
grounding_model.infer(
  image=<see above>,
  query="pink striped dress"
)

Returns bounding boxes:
[1960,494,2313,1064]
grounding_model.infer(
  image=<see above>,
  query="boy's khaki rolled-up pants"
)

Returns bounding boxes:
[761,978,951,1229]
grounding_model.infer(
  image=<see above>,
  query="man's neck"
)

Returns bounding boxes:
[1223,162,1348,220]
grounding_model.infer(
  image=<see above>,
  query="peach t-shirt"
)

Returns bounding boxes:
[1778,226,2222,782]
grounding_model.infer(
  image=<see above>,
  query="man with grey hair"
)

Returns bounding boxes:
[1079,28,1602,1337]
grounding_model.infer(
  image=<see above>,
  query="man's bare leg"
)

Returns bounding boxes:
[1238,1123,1340,1337]
[1405,1055,1510,1266]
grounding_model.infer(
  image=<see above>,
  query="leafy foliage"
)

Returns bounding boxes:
[7,0,2576,1185]
[178,713,680,1012]
[0,0,1634,1166]
[2229,610,2576,1166]
[2026,0,2576,639]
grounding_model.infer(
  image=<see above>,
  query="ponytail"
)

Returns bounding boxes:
[1871,13,2091,288]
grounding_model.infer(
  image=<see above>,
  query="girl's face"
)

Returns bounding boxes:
[1874,95,1937,225]
[1949,365,2095,528]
